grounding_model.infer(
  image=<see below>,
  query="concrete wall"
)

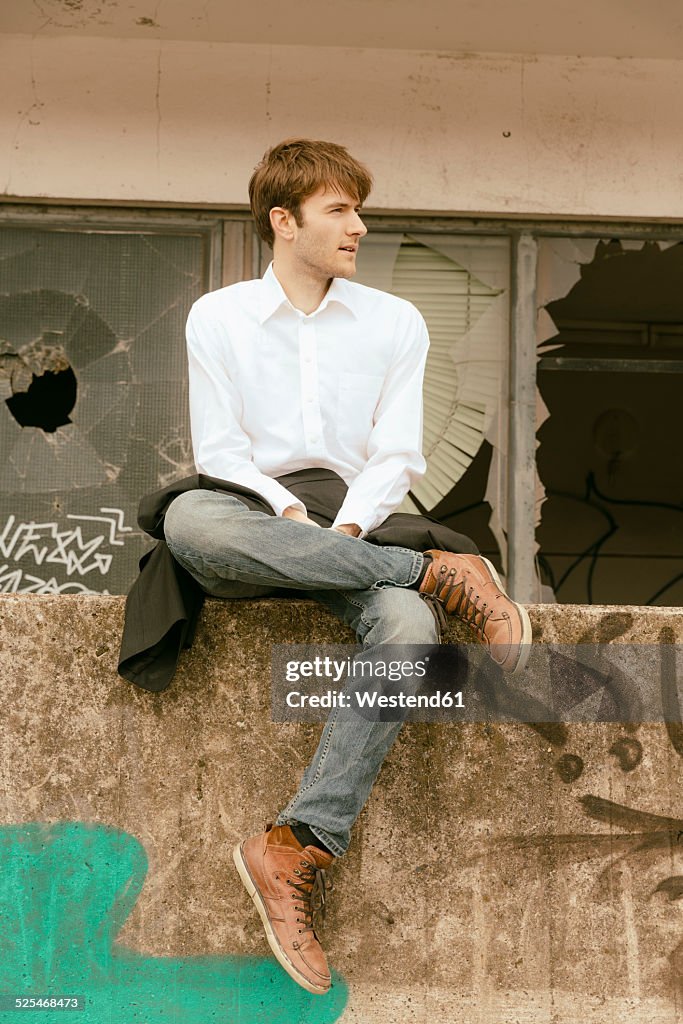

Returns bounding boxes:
[1,34,683,219]
[1,594,682,1022]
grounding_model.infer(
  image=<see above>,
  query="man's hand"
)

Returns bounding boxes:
[282,505,321,527]
[331,523,362,538]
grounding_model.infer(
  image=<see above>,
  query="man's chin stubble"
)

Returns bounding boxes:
[336,260,357,280]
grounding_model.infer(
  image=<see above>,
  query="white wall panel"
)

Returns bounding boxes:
[0,34,681,218]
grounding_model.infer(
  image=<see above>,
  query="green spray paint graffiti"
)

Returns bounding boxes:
[0,822,348,1023]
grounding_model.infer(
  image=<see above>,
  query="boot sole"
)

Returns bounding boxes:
[480,557,533,675]
[232,842,330,996]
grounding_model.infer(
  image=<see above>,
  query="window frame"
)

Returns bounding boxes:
[3,202,683,603]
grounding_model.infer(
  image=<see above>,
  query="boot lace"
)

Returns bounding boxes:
[288,859,333,940]
[419,592,447,635]
[426,566,494,641]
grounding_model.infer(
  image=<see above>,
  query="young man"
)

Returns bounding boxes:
[163,139,531,995]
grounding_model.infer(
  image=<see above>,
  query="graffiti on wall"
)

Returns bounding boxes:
[0,600,681,1018]
[0,822,349,1024]
[467,627,683,1004]
[0,507,134,594]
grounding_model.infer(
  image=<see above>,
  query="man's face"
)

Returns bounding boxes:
[288,185,367,281]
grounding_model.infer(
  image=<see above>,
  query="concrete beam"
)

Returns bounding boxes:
[0,595,682,1022]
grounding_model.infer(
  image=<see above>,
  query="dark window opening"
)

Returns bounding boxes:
[536,240,683,606]
[5,366,78,433]
[430,441,498,560]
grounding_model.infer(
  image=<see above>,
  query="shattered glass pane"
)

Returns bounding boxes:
[536,238,683,605]
[355,233,509,563]
[0,226,207,595]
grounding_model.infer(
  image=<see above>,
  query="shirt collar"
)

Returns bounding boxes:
[258,262,359,324]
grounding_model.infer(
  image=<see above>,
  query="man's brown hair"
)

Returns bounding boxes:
[249,139,373,247]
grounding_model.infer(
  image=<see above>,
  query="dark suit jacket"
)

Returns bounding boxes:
[117,468,477,692]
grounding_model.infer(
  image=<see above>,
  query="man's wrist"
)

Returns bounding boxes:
[333,523,362,537]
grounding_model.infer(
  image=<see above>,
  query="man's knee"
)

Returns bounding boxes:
[163,490,246,554]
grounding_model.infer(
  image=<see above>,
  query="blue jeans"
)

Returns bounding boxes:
[164,491,440,857]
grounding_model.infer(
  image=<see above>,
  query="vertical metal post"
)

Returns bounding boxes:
[508,233,539,602]
[208,221,223,291]
[220,221,245,287]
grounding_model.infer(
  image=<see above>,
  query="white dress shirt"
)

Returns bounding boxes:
[185,263,429,536]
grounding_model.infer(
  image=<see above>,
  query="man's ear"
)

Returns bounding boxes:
[269,207,296,243]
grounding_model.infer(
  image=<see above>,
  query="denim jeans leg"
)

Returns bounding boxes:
[275,586,440,857]
[163,490,424,595]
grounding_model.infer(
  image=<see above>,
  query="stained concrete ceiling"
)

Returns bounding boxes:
[2,0,682,58]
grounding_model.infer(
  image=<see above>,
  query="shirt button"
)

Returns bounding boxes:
[310,435,319,444]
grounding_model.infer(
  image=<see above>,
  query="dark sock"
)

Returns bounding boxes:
[415,553,433,588]
[290,822,334,856]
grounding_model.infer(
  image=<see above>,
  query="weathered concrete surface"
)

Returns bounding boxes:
[3,35,683,222]
[0,595,682,1023]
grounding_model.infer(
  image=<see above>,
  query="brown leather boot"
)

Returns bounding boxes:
[419,551,532,674]
[233,824,334,995]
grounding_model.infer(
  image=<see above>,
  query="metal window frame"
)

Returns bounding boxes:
[0,204,225,293]
[360,216,683,601]
[4,202,683,602]
[503,221,683,601]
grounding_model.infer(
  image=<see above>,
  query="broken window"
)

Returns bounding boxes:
[536,238,683,606]
[0,223,213,594]
[5,211,680,610]
[354,233,511,566]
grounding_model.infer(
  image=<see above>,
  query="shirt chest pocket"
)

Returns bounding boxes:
[335,371,384,446]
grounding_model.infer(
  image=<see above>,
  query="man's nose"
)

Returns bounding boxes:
[349,212,367,237]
